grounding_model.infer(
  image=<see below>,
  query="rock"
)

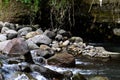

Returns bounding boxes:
[2,38,29,56]
[30,34,52,45]
[18,27,32,36]
[47,53,75,67]
[36,28,44,34]
[62,40,70,46]
[1,27,10,34]
[63,70,73,80]
[89,76,109,80]
[9,72,36,80]
[4,22,11,27]
[40,44,51,50]
[55,34,63,41]
[0,40,11,51]
[44,30,56,39]
[113,28,120,36]
[58,29,66,34]
[30,64,64,79]
[26,39,39,50]
[0,34,7,42]
[70,37,83,43]
[6,30,18,39]
[18,27,32,33]
[72,73,86,80]
[32,56,46,65]
[30,48,54,59]
[25,31,40,39]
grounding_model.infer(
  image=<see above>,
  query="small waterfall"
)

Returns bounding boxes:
[99,0,102,7]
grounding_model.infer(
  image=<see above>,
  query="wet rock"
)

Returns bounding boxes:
[89,76,109,80]
[30,34,52,45]
[9,72,36,80]
[32,56,46,65]
[44,30,56,39]
[25,31,40,39]
[26,39,39,50]
[2,38,29,56]
[0,34,7,42]
[72,73,86,80]
[63,70,73,80]
[30,64,64,79]
[47,53,75,67]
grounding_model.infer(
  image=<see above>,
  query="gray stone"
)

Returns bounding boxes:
[6,30,18,39]
[0,40,11,51]
[58,29,66,34]
[30,34,52,45]
[26,39,39,50]
[44,30,56,38]
[0,34,7,42]
[113,28,120,36]
[70,37,83,43]
[55,34,63,41]
[1,27,10,34]
[36,28,43,34]
[18,27,32,34]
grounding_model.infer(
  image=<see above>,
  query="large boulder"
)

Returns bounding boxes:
[0,34,7,42]
[2,38,29,56]
[47,53,75,67]
[0,40,11,51]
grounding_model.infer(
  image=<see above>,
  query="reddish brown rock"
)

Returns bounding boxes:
[47,53,75,67]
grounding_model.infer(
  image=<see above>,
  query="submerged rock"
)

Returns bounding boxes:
[47,53,75,67]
